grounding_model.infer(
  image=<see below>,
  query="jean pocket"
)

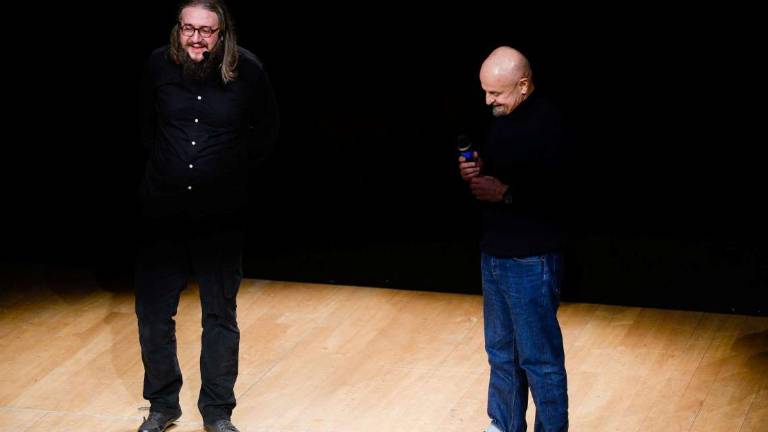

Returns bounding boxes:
[511,255,542,264]
[543,254,562,302]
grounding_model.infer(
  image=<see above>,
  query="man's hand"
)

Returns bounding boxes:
[470,176,508,202]
[459,152,483,181]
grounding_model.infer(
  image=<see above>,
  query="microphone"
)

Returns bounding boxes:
[456,134,475,162]
[202,51,210,61]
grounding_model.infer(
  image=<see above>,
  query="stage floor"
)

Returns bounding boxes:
[1,269,766,431]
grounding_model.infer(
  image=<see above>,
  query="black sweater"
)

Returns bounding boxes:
[479,91,565,257]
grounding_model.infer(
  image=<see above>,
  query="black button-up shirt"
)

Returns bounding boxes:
[140,45,279,221]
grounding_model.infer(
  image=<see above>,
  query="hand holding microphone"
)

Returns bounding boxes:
[457,134,482,182]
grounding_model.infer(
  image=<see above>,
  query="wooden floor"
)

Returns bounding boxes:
[1,268,766,431]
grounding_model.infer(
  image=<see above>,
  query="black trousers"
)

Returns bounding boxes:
[135,219,242,422]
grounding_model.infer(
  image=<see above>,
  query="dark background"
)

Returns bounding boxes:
[4,3,766,315]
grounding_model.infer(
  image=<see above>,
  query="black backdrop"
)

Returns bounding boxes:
[4,3,766,315]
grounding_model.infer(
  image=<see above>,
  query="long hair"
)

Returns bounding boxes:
[169,0,239,83]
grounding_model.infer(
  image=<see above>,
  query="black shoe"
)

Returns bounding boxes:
[137,411,181,432]
[204,419,240,432]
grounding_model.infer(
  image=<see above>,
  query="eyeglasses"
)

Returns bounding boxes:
[180,23,219,38]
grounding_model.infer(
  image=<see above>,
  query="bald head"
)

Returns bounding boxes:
[479,46,533,117]
[481,47,531,82]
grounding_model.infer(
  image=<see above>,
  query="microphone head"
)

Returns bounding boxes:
[456,134,472,152]
[202,51,210,61]
[456,134,475,161]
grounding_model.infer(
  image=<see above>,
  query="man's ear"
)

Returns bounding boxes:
[519,77,530,95]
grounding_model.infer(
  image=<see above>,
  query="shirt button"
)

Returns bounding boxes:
[192,141,196,146]
[194,118,199,123]
[197,96,202,100]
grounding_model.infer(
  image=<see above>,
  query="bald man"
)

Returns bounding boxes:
[459,47,568,432]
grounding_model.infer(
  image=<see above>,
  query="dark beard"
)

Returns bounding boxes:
[181,44,224,82]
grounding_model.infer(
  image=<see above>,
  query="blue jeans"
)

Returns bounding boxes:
[482,252,568,432]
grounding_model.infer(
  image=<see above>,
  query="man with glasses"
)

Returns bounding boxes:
[135,1,278,431]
